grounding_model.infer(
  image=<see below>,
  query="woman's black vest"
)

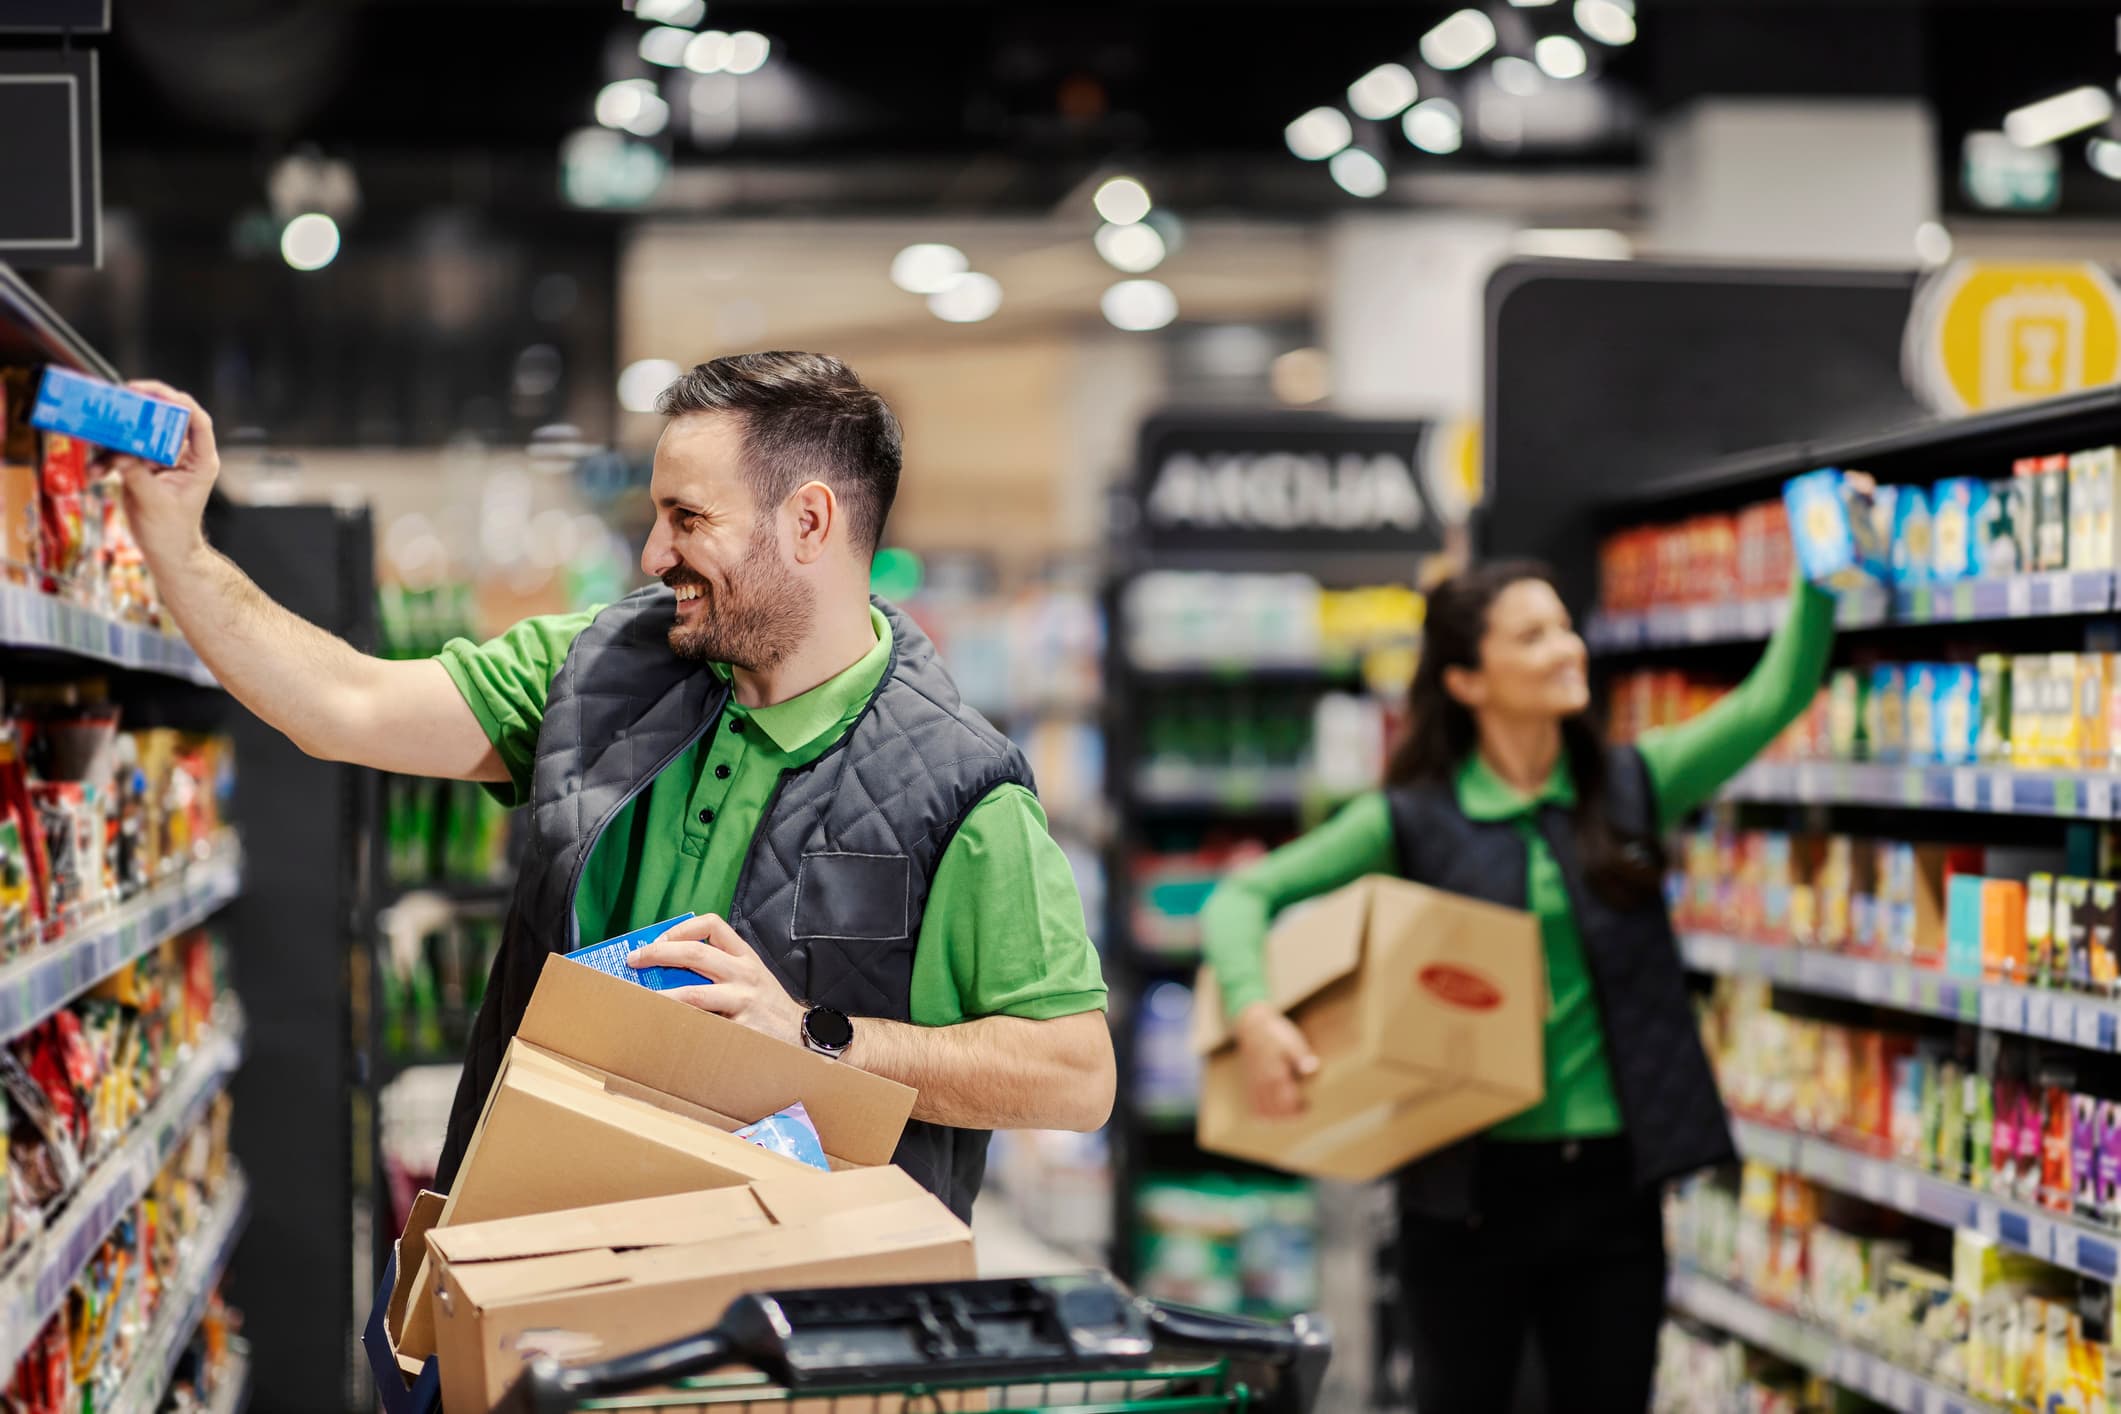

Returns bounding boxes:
[1384,745,1735,1217]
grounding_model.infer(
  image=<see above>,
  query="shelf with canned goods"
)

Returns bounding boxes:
[0,583,216,687]
[102,1171,250,1414]
[1587,571,2117,653]
[0,1013,243,1374]
[1667,1267,2001,1414]
[0,835,241,1046]
[1728,1116,2121,1286]
[1679,933,2121,1053]
[1719,760,2120,820]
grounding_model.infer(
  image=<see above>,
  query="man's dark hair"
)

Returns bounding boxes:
[655,352,903,555]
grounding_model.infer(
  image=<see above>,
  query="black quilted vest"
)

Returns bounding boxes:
[432,588,1034,1221]
[1384,745,1735,1219]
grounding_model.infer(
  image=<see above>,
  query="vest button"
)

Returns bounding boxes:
[698,807,714,824]
[715,763,732,780]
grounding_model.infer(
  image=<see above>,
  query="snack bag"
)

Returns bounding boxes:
[734,1101,830,1172]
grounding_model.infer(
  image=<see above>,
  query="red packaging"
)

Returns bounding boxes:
[2044,1081,2075,1213]
[37,432,88,590]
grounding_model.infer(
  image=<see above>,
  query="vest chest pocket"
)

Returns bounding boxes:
[792,851,912,941]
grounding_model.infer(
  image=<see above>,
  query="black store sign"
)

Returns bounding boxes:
[1133,412,1441,555]
[0,49,99,268]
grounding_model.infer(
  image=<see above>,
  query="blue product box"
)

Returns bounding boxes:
[564,913,706,991]
[1929,477,1992,581]
[1785,468,1890,591]
[1889,484,1933,587]
[1933,664,1980,766]
[1867,665,1908,763]
[28,366,192,467]
[1945,874,1988,980]
[1904,664,1941,765]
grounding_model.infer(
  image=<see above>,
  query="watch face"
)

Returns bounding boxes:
[806,1006,854,1051]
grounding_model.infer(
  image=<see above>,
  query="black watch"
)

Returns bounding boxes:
[800,1004,854,1059]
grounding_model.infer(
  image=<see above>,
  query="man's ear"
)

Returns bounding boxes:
[788,480,837,565]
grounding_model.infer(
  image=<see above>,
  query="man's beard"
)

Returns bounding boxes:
[664,523,815,672]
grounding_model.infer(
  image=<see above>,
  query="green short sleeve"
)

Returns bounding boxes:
[435,607,602,806]
[910,784,1108,1025]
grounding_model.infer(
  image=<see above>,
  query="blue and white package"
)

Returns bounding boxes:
[1784,468,1889,591]
[735,1102,830,1172]
[563,913,706,992]
[28,367,192,468]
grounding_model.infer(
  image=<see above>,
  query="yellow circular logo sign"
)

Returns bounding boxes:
[1909,261,2121,414]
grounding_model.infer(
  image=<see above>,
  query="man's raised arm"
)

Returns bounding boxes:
[109,381,505,784]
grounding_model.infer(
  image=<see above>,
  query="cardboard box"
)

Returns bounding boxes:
[426,1167,975,1414]
[1191,876,1544,1182]
[372,1191,449,1411]
[395,955,917,1372]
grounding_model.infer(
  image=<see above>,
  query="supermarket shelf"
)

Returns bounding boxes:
[1667,1268,1998,1414]
[1720,761,2118,819]
[1126,659,1369,684]
[0,583,217,686]
[1131,767,1309,812]
[1729,1116,2121,1284]
[0,265,121,383]
[0,837,242,1045]
[104,1172,250,1414]
[1678,934,2121,1050]
[1587,571,2115,651]
[0,1016,245,1373]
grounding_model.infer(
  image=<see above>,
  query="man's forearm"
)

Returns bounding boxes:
[845,1011,1115,1131]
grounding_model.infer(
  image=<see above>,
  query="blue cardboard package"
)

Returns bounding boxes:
[564,913,706,991]
[28,366,192,468]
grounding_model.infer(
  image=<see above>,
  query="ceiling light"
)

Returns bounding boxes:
[595,79,669,137]
[1535,34,1588,79]
[617,358,681,414]
[684,30,732,73]
[929,272,1002,323]
[1102,279,1178,333]
[1574,0,1636,46]
[2004,86,2115,148]
[1913,221,1954,265]
[2091,137,2121,180]
[1285,107,1354,161]
[1404,98,1464,154]
[1348,63,1419,121]
[635,0,705,26]
[1094,222,1167,274]
[724,30,770,75]
[1328,148,1389,198]
[1511,228,1631,260]
[1492,57,1544,96]
[280,212,340,271]
[1509,0,1559,6]
[1420,10,1498,70]
[890,243,969,294]
[1093,176,1153,225]
[639,26,692,67]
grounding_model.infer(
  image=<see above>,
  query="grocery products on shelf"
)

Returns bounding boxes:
[378,908,498,1066]
[1123,572,1422,685]
[1653,1320,1837,1414]
[1135,1173,1319,1320]
[1129,837,1281,956]
[1136,688,1393,805]
[378,1065,458,1238]
[1602,500,1795,614]
[985,1128,1111,1260]
[1134,979,1201,1121]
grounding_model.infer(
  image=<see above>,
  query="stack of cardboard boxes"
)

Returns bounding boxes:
[369,956,975,1413]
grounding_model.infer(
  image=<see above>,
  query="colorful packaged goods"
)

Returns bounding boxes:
[1892,483,1934,585]
[1784,467,1889,591]
[1981,476,2029,577]
[1934,663,1980,766]
[1978,654,2012,762]
[2070,445,2119,572]
[1930,476,1991,581]
[2019,453,2072,571]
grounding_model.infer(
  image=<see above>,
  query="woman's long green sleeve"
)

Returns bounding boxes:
[1637,575,1838,827]
[1198,792,1399,1020]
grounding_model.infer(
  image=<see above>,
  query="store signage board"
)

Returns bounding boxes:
[0,0,108,30]
[1132,413,1443,555]
[0,49,98,267]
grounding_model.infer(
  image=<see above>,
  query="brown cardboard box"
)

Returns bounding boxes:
[1191,875,1544,1182]
[426,1166,975,1414]
[396,955,918,1372]
[377,1190,450,1391]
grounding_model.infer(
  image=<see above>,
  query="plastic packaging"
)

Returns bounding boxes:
[733,1101,829,1172]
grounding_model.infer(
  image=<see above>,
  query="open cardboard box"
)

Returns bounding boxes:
[1192,875,1546,1182]
[426,1166,975,1413]
[392,954,917,1378]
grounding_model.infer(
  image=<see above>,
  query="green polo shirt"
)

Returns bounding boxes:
[437,605,1107,1026]
[1199,575,1836,1141]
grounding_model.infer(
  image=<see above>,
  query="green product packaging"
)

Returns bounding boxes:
[2028,873,2057,987]
[1977,655,2012,764]
[1829,669,1870,760]
[1971,1072,1995,1191]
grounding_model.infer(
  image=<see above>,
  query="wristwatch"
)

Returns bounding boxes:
[800,1004,854,1059]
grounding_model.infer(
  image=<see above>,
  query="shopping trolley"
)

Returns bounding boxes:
[490,1272,1331,1414]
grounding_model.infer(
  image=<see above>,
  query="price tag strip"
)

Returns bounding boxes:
[0,584,216,687]
[0,840,241,1044]
[1667,1269,2001,1413]
[0,1021,244,1374]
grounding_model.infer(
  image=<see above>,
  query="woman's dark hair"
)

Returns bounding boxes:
[1385,559,1662,910]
